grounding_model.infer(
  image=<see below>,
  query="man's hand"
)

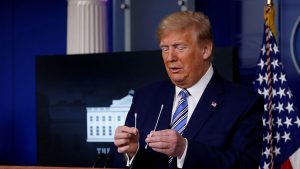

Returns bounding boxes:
[114,126,139,157]
[145,129,186,158]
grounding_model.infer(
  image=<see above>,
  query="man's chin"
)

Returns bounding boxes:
[171,78,186,88]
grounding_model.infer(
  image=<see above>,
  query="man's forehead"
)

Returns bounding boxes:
[160,40,187,46]
[159,33,196,46]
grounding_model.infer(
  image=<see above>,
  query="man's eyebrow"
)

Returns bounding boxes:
[160,42,185,46]
[159,45,169,50]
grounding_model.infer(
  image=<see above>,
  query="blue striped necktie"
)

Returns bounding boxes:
[171,89,189,133]
[169,89,189,166]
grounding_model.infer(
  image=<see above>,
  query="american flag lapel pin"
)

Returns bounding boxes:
[211,101,217,108]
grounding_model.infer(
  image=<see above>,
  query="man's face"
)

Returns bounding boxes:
[160,29,211,88]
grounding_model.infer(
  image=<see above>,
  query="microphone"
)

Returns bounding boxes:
[92,148,102,168]
[103,153,111,168]
[92,147,111,168]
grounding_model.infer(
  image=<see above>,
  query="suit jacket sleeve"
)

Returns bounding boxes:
[183,94,263,169]
[122,84,171,169]
[110,84,171,169]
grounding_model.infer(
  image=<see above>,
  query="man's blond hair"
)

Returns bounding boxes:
[156,11,213,47]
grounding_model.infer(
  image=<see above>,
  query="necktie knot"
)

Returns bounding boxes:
[179,89,189,99]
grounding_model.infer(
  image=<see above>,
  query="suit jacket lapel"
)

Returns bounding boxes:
[155,81,175,131]
[183,72,225,140]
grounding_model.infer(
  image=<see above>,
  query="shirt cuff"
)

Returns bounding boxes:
[125,143,140,167]
[177,138,188,168]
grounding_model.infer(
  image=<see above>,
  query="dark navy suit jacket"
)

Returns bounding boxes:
[111,71,263,169]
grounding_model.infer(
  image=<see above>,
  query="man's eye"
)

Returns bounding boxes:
[176,45,186,51]
[161,47,169,52]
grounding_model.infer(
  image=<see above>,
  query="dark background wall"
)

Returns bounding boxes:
[0,0,299,166]
[281,0,300,103]
[0,0,66,165]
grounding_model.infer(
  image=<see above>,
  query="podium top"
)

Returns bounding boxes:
[0,166,123,169]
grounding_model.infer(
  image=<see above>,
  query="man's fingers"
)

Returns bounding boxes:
[144,129,185,157]
[114,126,138,141]
[146,134,171,143]
[114,132,132,139]
[114,138,130,147]
[146,131,154,138]
[145,134,176,143]
[149,141,170,149]
[151,129,176,136]
[117,145,130,153]
[116,126,138,135]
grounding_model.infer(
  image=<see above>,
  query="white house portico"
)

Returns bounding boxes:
[86,92,133,142]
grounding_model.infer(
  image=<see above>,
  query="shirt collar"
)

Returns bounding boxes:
[175,64,214,100]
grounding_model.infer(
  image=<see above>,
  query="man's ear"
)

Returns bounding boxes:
[202,42,213,60]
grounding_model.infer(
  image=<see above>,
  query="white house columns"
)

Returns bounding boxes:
[67,0,108,54]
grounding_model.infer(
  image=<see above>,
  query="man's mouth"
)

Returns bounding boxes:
[169,67,181,73]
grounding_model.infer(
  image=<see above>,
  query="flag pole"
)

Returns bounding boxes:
[264,0,276,37]
[267,0,273,6]
[264,1,275,167]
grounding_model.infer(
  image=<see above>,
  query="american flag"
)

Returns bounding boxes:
[253,5,300,169]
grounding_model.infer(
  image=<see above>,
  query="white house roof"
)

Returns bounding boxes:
[86,94,133,112]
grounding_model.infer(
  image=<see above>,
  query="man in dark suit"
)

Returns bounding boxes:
[113,11,263,169]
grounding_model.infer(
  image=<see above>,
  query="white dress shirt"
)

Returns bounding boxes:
[173,65,213,168]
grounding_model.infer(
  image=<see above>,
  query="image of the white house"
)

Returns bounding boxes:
[86,92,133,142]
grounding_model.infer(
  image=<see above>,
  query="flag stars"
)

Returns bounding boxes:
[271,117,276,127]
[263,147,271,159]
[258,59,265,70]
[295,117,300,128]
[285,102,294,113]
[281,131,291,142]
[269,43,273,52]
[286,89,293,99]
[262,161,270,169]
[273,43,279,54]
[273,146,281,157]
[277,87,286,99]
[257,88,262,95]
[269,29,274,37]
[263,132,272,143]
[266,118,272,128]
[264,104,268,112]
[274,131,281,142]
[271,59,279,69]
[272,73,278,83]
[262,118,267,127]
[283,117,293,129]
[262,87,269,99]
[276,102,284,113]
[257,74,264,85]
[275,117,283,128]
[271,104,276,112]
[263,73,269,84]
[261,45,266,56]
[279,73,286,84]
[271,103,276,111]
[272,88,277,97]
[262,117,272,128]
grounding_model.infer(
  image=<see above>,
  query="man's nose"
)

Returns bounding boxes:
[166,48,177,61]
